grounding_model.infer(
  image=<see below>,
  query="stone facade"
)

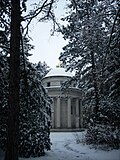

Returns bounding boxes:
[42,68,83,131]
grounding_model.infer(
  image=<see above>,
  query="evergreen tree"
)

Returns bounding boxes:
[35,61,50,79]
[0,0,56,158]
[19,41,51,157]
[0,52,9,151]
[19,61,51,157]
[0,35,52,157]
[59,0,120,149]
[0,0,10,152]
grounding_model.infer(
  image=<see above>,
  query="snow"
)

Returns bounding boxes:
[0,132,120,160]
[44,68,73,78]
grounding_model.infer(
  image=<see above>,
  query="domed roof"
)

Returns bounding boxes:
[44,68,73,78]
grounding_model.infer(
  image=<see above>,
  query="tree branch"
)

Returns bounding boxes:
[23,0,56,36]
[102,7,120,70]
[0,44,10,50]
[23,0,50,30]
[108,8,120,49]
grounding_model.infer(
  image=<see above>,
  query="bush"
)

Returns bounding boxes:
[85,125,120,149]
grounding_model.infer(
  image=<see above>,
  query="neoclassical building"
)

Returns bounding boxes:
[42,67,83,131]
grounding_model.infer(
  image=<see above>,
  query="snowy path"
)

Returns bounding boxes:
[0,132,120,160]
[21,132,120,160]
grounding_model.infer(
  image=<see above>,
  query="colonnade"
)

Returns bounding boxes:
[51,96,82,129]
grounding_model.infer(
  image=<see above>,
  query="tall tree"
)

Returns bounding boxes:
[0,1,56,159]
[5,0,20,159]
[0,0,10,152]
[59,0,120,148]
[19,47,51,157]
[59,0,108,115]
[0,34,52,158]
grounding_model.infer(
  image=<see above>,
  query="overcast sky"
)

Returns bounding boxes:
[27,0,68,68]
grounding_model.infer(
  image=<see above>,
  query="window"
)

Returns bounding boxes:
[47,82,50,87]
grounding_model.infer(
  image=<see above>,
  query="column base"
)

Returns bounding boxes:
[51,128,84,132]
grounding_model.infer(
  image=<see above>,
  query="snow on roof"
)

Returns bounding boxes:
[44,68,73,78]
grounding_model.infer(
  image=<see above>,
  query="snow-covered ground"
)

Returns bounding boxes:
[0,132,120,160]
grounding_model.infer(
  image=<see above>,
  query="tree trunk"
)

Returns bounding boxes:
[5,0,20,160]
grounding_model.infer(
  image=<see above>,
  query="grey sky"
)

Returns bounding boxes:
[27,0,68,68]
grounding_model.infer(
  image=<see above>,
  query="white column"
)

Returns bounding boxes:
[51,112,54,128]
[79,99,83,128]
[51,98,55,129]
[67,98,71,128]
[76,99,79,128]
[56,97,60,128]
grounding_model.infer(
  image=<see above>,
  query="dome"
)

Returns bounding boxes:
[44,68,73,78]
